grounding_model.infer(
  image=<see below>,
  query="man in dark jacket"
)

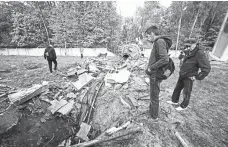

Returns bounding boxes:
[44,44,57,73]
[167,39,211,111]
[144,25,172,120]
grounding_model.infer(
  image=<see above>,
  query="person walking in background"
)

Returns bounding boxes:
[44,44,57,73]
[144,25,172,120]
[80,48,84,58]
[167,39,211,111]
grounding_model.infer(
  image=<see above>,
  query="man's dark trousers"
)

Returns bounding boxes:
[171,76,193,108]
[149,76,161,119]
[48,59,57,73]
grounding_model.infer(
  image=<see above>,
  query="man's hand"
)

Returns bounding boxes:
[147,68,151,72]
[145,68,152,75]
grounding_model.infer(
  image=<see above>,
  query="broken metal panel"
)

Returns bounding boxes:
[72,73,94,91]
[76,122,91,141]
[48,99,68,114]
[121,44,141,60]
[57,100,74,115]
[104,69,131,84]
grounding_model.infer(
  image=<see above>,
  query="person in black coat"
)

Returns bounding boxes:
[144,25,172,120]
[167,39,211,111]
[44,44,57,73]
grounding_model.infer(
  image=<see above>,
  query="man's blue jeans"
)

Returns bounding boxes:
[149,76,161,119]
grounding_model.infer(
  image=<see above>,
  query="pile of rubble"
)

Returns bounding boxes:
[0,45,189,147]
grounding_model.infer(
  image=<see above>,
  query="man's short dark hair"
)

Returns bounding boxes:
[145,26,159,35]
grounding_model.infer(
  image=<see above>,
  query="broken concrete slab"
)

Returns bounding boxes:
[57,101,74,115]
[76,122,91,141]
[72,73,94,91]
[48,99,68,114]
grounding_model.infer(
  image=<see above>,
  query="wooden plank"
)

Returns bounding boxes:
[86,80,104,124]
[8,84,46,105]
[73,128,142,147]
[175,131,189,147]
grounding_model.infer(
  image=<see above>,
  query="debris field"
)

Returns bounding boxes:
[0,48,228,147]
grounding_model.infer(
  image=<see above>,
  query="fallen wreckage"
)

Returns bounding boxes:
[0,44,191,147]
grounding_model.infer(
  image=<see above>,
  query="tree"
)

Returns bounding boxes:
[10,3,48,47]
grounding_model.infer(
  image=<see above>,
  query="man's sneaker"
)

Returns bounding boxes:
[153,118,159,123]
[149,117,159,123]
[175,106,186,111]
[166,100,179,105]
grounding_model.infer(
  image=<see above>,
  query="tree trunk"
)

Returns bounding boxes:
[37,2,50,45]
[175,2,184,54]
[189,10,200,38]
